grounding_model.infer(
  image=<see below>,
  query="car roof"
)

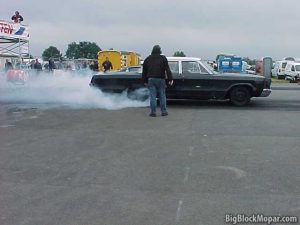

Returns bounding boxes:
[124,66,141,68]
[167,57,201,61]
[287,62,300,65]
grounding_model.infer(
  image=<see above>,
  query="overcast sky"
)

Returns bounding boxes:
[1,0,298,60]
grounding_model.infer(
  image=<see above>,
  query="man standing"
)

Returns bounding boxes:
[33,59,42,75]
[142,45,173,117]
[11,11,24,23]
[5,59,13,72]
[48,58,55,72]
[102,57,113,72]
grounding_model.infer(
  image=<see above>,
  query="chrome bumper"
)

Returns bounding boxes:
[260,89,272,97]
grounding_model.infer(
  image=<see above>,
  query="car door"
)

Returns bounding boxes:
[166,61,184,98]
[181,61,214,99]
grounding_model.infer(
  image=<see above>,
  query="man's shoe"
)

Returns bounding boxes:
[161,112,168,116]
[149,113,156,117]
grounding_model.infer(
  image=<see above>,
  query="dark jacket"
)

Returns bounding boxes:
[11,15,23,23]
[142,54,173,83]
[102,61,113,72]
[33,62,42,70]
[5,62,13,72]
[48,60,55,70]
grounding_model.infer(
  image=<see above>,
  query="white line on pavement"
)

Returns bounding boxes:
[184,167,190,183]
[0,125,15,128]
[176,200,183,222]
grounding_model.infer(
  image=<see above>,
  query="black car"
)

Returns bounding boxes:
[90,57,271,106]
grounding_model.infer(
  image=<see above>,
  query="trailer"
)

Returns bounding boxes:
[216,54,243,73]
[98,50,141,72]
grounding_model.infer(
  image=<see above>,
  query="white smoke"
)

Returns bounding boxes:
[0,70,149,110]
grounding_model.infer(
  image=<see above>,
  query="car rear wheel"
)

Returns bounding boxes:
[230,86,251,106]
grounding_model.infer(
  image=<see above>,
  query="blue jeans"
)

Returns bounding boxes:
[148,78,167,114]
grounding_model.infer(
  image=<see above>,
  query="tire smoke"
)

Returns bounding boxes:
[0,70,149,110]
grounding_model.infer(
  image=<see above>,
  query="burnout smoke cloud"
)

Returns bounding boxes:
[0,70,148,110]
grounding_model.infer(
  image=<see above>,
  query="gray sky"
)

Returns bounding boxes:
[1,0,298,60]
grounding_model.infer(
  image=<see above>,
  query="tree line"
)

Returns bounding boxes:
[42,42,188,61]
[42,42,257,65]
[42,42,101,61]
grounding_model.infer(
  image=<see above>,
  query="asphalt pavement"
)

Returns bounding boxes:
[0,85,299,225]
[271,83,300,90]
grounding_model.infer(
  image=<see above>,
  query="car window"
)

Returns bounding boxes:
[182,61,200,74]
[295,65,300,71]
[128,67,141,72]
[182,61,209,75]
[168,61,179,75]
[282,62,287,68]
[199,63,209,74]
[291,66,295,72]
[119,67,141,72]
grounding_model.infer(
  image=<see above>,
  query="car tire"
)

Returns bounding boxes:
[230,86,251,106]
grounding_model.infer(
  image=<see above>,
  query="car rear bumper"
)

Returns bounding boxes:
[260,89,272,97]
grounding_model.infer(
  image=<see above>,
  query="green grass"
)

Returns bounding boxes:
[271,77,289,83]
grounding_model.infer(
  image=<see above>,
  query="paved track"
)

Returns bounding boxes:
[0,88,299,225]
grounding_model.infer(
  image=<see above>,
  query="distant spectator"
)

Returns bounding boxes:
[213,61,218,71]
[33,59,42,74]
[89,60,99,71]
[75,63,81,70]
[15,61,21,69]
[5,59,13,72]
[48,58,55,72]
[89,61,94,71]
[102,57,113,72]
[255,59,263,75]
[94,61,99,71]
[11,11,23,23]
[30,60,35,69]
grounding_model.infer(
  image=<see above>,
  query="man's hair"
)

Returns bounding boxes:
[151,45,162,55]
